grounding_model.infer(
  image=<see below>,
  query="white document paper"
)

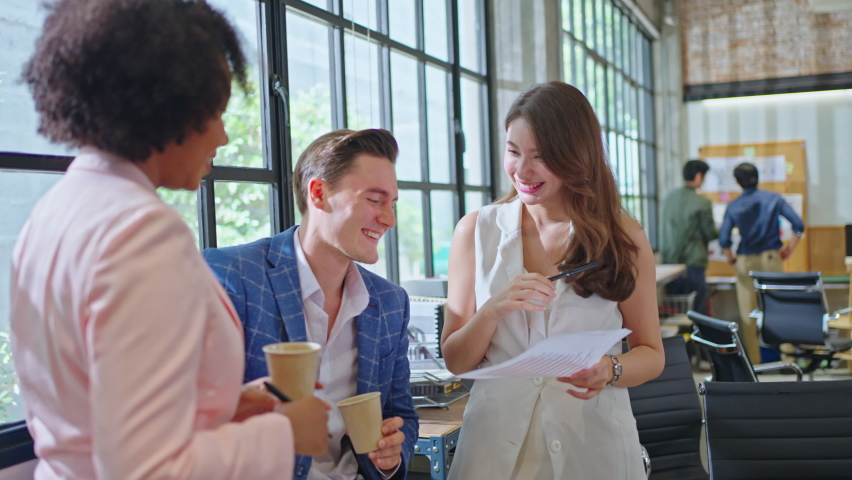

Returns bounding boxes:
[458,328,631,379]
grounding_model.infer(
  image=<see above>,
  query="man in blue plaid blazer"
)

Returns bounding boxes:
[204,129,417,480]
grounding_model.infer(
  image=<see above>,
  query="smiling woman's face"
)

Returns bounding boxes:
[504,117,563,206]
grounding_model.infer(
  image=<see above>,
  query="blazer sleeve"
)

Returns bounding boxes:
[203,247,248,322]
[87,207,294,480]
[385,290,418,480]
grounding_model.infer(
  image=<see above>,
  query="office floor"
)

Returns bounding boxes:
[407,366,852,479]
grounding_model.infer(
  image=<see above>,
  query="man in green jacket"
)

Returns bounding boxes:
[659,160,718,315]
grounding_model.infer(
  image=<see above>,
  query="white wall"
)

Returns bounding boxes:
[685,89,852,226]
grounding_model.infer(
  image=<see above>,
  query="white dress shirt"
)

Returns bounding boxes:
[294,230,366,480]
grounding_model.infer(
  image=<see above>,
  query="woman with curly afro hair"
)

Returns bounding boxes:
[10,1,329,478]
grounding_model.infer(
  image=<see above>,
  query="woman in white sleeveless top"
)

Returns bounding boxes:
[442,82,664,480]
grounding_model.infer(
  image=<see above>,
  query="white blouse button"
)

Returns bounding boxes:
[550,440,562,453]
[532,377,543,386]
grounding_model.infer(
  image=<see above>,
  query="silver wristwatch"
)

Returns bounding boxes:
[606,354,622,386]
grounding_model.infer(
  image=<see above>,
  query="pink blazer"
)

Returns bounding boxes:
[10,149,295,479]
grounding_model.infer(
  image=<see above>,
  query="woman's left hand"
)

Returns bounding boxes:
[231,377,278,422]
[557,356,613,400]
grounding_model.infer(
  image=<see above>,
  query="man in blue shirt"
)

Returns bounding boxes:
[719,162,805,364]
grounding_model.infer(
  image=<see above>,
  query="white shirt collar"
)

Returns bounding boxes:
[292,227,370,336]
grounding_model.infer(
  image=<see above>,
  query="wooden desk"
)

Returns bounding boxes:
[415,396,468,480]
[655,264,686,287]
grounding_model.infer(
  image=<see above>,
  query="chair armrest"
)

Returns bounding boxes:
[753,361,803,381]
[640,444,651,479]
[691,333,739,354]
[833,306,852,317]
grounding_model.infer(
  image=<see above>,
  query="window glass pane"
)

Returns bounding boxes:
[595,0,604,56]
[585,56,596,111]
[458,0,483,73]
[0,171,63,425]
[622,14,630,75]
[357,237,388,279]
[426,65,451,184]
[460,77,485,186]
[209,0,264,168]
[0,2,75,156]
[345,34,382,130]
[388,0,417,48]
[562,0,571,35]
[424,0,449,61]
[390,52,422,182]
[396,190,424,282]
[562,35,574,85]
[159,189,200,248]
[612,8,622,71]
[629,22,638,79]
[583,0,595,51]
[606,68,615,130]
[287,12,333,163]
[465,191,486,215]
[603,0,613,62]
[343,0,378,30]
[595,62,606,121]
[607,131,618,177]
[430,190,454,277]
[573,45,585,92]
[572,0,584,41]
[214,182,273,248]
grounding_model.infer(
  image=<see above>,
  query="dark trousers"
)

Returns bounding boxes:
[666,266,708,315]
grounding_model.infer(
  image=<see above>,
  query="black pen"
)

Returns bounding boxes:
[548,261,599,282]
[264,381,292,403]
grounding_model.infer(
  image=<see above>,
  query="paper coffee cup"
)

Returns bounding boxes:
[337,392,383,454]
[262,342,320,401]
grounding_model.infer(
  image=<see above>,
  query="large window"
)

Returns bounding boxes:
[561,0,657,246]
[0,0,491,460]
[281,0,492,281]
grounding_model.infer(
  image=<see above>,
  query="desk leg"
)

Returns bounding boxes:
[415,430,460,480]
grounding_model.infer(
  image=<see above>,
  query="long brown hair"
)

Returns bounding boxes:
[499,81,638,302]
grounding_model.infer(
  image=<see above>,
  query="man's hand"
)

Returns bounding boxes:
[276,397,331,456]
[556,356,612,400]
[368,416,405,471]
[723,248,736,266]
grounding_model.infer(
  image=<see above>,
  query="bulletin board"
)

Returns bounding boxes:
[698,140,808,276]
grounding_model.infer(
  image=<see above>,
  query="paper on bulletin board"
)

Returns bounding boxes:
[701,155,787,192]
[779,193,804,241]
[702,157,739,193]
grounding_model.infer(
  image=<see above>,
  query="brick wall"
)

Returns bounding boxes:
[680,0,852,85]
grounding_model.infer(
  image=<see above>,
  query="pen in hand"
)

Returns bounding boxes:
[264,381,292,403]
[265,381,333,438]
[548,261,599,282]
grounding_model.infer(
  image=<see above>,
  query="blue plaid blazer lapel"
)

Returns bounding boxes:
[266,226,309,342]
[355,274,381,395]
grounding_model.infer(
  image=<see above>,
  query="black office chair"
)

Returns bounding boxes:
[700,379,852,479]
[686,311,802,382]
[750,271,852,378]
[628,336,707,480]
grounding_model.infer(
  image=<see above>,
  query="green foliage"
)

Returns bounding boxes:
[0,332,19,423]
[395,195,424,278]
